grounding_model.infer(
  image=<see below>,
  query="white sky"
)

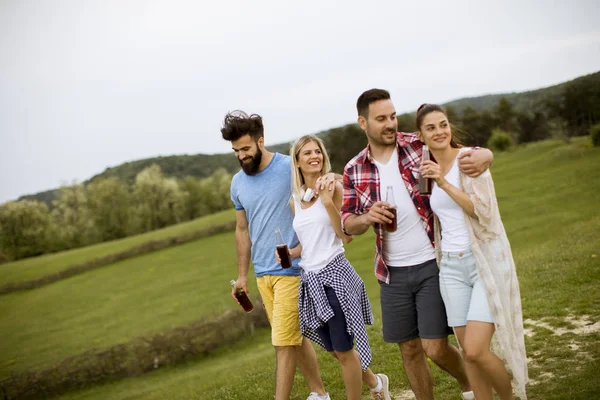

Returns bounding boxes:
[1,0,599,203]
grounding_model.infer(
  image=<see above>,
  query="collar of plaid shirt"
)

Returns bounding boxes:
[341,132,434,284]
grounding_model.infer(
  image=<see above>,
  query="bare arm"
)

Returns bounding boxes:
[343,201,395,235]
[421,160,477,218]
[320,182,353,243]
[232,209,251,303]
[457,148,494,177]
[287,198,302,259]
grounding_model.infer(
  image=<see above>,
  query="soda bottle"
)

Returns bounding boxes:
[230,280,253,312]
[384,186,397,232]
[419,145,433,195]
[275,228,292,269]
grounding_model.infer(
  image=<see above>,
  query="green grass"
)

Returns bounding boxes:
[0,209,235,286]
[2,137,599,399]
[0,229,257,378]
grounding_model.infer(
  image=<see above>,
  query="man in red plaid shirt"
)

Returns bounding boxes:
[341,89,493,400]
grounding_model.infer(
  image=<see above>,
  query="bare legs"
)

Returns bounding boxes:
[454,322,513,400]
[274,339,326,400]
[329,350,379,400]
[399,337,471,400]
[296,337,327,396]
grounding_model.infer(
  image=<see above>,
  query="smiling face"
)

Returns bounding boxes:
[297,140,324,176]
[231,134,264,175]
[358,99,398,148]
[417,111,453,151]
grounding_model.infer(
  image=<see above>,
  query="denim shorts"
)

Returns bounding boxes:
[438,250,493,327]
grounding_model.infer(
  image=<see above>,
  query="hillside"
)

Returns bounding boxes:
[17,71,600,206]
[1,138,598,399]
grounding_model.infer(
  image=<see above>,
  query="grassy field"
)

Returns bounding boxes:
[0,209,235,286]
[1,138,599,399]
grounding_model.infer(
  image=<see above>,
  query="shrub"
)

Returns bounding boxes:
[487,129,513,152]
[591,123,600,147]
[0,304,269,399]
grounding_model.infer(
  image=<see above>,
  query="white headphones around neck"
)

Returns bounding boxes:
[300,187,315,202]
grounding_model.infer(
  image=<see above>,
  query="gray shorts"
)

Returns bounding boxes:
[380,258,452,343]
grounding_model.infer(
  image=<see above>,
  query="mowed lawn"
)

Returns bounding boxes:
[0,209,236,286]
[2,138,599,399]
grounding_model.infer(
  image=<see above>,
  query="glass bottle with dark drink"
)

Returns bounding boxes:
[384,186,397,232]
[230,279,254,312]
[419,144,433,196]
[275,228,292,269]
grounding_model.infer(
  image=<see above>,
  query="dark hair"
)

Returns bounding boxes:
[415,103,462,147]
[356,89,390,118]
[220,110,264,142]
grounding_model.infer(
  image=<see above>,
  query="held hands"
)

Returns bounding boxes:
[420,160,447,188]
[314,172,337,195]
[366,201,395,226]
[318,181,334,205]
[231,276,248,305]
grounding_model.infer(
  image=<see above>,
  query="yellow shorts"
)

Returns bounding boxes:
[256,275,303,347]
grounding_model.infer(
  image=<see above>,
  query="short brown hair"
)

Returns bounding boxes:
[356,89,390,118]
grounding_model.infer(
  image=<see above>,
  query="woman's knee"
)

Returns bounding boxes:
[462,343,487,364]
[333,349,357,364]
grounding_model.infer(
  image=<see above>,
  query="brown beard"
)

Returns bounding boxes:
[239,146,263,175]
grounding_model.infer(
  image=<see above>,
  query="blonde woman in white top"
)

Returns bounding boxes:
[278,135,391,400]
[416,104,528,400]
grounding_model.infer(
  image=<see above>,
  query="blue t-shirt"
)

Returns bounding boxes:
[230,153,301,277]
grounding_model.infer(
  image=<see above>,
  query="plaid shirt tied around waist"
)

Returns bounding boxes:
[298,253,374,371]
[341,132,435,284]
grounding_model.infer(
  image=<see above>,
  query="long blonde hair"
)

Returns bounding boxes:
[290,135,332,201]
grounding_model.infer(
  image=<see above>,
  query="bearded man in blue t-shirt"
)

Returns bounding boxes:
[221,111,330,400]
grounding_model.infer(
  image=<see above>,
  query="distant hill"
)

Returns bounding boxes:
[442,72,599,114]
[17,71,600,206]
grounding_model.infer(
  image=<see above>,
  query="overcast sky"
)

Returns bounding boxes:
[1,0,599,203]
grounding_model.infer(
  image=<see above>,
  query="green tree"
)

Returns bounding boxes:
[133,164,185,232]
[516,111,549,143]
[323,124,367,173]
[87,177,133,240]
[179,176,209,221]
[495,97,516,134]
[397,113,416,132]
[50,183,97,250]
[0,200,53,260]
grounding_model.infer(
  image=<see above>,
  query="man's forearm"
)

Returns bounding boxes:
[235,229,251,279]
[343,213,371,236]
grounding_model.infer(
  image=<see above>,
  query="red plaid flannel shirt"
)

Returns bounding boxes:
[341,132,434,284]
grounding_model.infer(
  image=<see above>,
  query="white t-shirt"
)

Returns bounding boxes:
[430,155,471,252]
[373,148,435,267]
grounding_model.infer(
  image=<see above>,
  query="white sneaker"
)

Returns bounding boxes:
[306,392,330,400]
[462,391,475,399]
[370,373,391,400]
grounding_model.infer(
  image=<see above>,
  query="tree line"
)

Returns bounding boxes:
[0,165,232,262]
[323,71,599,173]
[2,71,598,262]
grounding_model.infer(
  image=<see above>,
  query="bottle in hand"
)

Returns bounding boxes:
[419,145,433,196]
[384,186,397,233]
[230,280,254,312]
[275,228,292,269]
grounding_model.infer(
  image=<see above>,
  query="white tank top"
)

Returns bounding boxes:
[292,197,345,273]
[430,154,471,251]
